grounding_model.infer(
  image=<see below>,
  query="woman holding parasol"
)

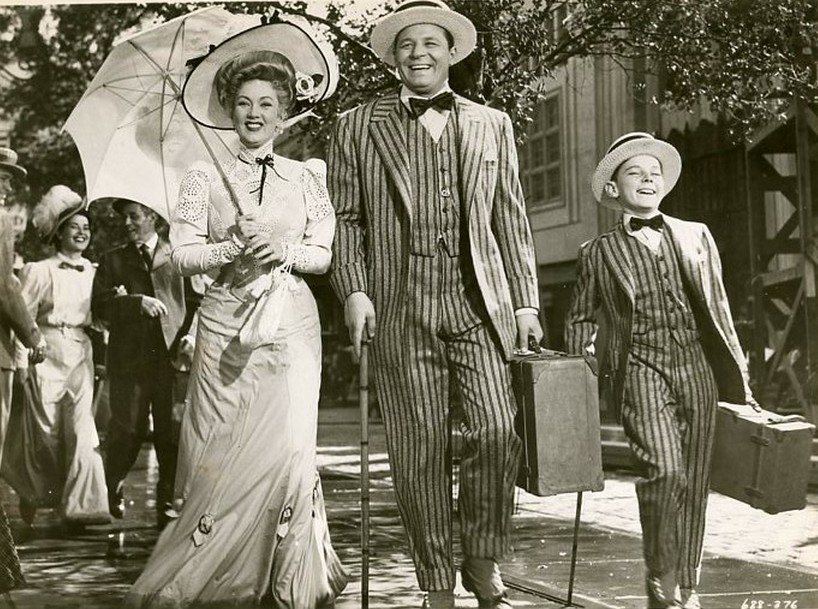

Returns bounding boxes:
[126,18,346,609]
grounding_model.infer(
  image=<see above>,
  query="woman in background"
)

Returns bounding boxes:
[3,185,109,530]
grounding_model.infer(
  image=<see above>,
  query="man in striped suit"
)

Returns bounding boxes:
[328,1,542,607]
[565,133,759,609]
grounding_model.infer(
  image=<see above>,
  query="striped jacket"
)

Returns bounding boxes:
[328,91,539,360]
[565,215,752,416]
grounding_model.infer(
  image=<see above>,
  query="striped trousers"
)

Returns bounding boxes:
[373,248,521,591]
[621,339,718,589]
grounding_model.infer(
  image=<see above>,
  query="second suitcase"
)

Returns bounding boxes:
[710,402,815,514]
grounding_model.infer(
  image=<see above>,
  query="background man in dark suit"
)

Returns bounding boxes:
[92,200,188,529]
[328,2,542,607]
[565,132,759,609]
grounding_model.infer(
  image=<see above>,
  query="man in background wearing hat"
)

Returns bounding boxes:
[92,199,190,530]
[329,2,541,607]
[565,132,758,608]
[0,147,42,594]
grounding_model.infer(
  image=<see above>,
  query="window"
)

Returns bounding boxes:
[520,94,563,207]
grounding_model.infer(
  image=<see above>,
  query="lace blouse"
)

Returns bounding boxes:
[170,139,335,281]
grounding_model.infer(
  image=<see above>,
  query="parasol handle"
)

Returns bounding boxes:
[187,119,245,216]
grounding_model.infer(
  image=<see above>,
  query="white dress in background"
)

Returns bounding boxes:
[1,253,109,523]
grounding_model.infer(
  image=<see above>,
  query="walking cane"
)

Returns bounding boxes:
[359,340,371,609]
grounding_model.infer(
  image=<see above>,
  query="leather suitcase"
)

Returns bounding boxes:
[512,351,604,496]
[710,402,815,514]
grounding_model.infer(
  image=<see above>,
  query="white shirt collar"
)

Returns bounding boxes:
[140,232,159,251]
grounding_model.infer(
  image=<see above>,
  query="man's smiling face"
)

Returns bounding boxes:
[393,23,455,96]
[608,154,666,216]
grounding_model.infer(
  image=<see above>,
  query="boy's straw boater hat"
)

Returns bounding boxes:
[0,147,27,180]
[182,18,338,131]
[592,132,682,209]
[370,0,477,67]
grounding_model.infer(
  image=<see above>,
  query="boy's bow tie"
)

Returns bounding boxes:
[409,91,454,117]
[629,215,664,231]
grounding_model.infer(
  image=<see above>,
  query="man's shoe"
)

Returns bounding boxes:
[680,589,701,609]
[108,484,125,519]
[462,557,512,608]
[420,590,455,609]
[646,573,681,608]
[19,498,36,527]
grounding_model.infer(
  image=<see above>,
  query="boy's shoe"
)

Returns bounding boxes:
[646,573,681,608]
[680,589,701,609]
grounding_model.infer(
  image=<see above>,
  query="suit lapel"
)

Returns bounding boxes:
[599,226,636,304]
[456,97,489,218]
[368,92,412,217]
[665,216,709,305]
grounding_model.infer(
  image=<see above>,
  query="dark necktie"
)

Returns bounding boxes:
[629,215,664,231]
[139,243,152,271]
[409,91,454,118]
[58,261,84,272]
[255,154,275,206]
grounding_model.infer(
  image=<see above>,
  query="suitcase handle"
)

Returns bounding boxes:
[765,414,807,425]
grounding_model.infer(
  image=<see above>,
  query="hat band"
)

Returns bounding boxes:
[606,133,652,155]
[396,0,445,12]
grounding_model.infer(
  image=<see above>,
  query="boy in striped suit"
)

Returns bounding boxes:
[565,133,759,609]
[328,1,542,607]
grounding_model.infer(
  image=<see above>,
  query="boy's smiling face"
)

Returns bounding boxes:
[605,154,666,216]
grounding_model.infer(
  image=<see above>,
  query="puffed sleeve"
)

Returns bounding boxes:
[281,158,335,275]
[170,163,242,277]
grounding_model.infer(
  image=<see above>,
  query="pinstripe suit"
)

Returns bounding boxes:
[329,90,539,591]
[565,215,752,590]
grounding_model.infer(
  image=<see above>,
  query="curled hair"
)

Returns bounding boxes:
[214,51,296,116]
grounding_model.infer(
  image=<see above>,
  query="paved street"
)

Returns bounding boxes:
[0,406,816,608]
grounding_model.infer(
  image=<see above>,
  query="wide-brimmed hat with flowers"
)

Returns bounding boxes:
[592,132,682,209]
[0,147,27,180]
[370,0,477,67]
[182,17,338,131]
[31,185,87,241]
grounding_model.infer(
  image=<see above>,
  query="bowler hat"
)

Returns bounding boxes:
[370,0,477,67]
[0,147,27,179]
[592,132,681,209]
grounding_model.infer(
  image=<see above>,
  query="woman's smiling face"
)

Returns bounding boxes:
[231,79,282,149]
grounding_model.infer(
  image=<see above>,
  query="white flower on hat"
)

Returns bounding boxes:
[294,72,319,101]
[31,184,84,240]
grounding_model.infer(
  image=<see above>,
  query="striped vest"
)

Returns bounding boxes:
[626,234,700,358]
[406,109,462,257]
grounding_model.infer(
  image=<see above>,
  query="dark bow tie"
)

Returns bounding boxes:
[58,261,84,272]
[629,215,664,231]
[409,91,454,118]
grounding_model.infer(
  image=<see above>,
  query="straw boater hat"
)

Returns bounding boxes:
[182,18,338,131]
[370,0,477,66]
[31,185,86,241]
[0,147,27,179]
[592,132,682,209]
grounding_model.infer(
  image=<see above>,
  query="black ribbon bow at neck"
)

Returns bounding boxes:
[409,91,454,118]
[629,215,664,231]
[58,261,84,272]
[255,154,275,206]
